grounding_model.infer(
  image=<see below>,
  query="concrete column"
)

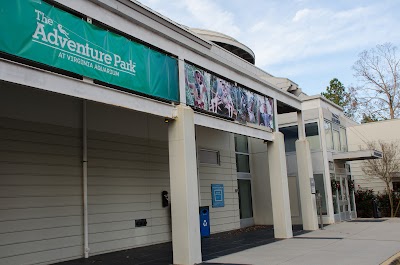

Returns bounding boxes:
[250,138,273,225]
[295,139,319,230]
[178,56,187,105]
[267,132,293,238]
[318,108,335,224]
[168,105,202,265]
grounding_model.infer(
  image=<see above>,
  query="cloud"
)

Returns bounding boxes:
[246,3,400,68]
[136,0,400,94]
[182,0,241,38]
[138,0,241,38]
[292,8,326,22]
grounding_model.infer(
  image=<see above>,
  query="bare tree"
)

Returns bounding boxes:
[362,141,400,217]
[353,43,400,120]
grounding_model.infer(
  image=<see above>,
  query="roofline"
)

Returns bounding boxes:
[349,117,400,127]
[302,95,343,110]
[111,0,213,49]
[83,0,302,108]
[190,28,256,60]
[118,1,303,107]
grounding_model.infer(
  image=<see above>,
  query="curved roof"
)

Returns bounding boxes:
[190,28,255,64]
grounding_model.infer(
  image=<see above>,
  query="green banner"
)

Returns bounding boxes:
[0,1,179,102]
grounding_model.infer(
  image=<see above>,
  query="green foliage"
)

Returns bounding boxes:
[321,78,356,118]
[355,187,400,217]
[361,113,383,123]
[321,78,346,106]
[376,192,400,217]
[355,187,375,217]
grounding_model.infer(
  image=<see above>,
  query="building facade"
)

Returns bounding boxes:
[279,95,380,224]
[0,1,320,265]
[348,119,400,193]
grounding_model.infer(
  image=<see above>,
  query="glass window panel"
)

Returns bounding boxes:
[331,174,339,214]
[340,127,347,152]
[393,182,400,192]
[305,122,321,150]
[238,179,253,219]
[234,135,248,153]
[314,174,327,215]
[280,125,298,152]
[236,154,250,173]
[341,177,348,211]
[350,192,355,211]
[333,129,340,151]
[324,121,333,150]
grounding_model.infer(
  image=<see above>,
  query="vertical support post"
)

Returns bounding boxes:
[250,138,273,225]
[273,98,279,132]
[178,57,187,105]
[297,111,305,140]
[82,100,89,258]
[168,105,202,265]
[267,132,293,238]
[81,13,91,253]
[296,111,319,231]
[316,192,324,230]
[318,108,335,223]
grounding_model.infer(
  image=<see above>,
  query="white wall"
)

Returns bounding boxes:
[86,102,171,255]
[348,119,400,193]
[0,83,83,265]
[0,82,173,263]
[195,126,240,233]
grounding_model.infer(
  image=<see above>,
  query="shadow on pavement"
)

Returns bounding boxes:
[55,225,307,265]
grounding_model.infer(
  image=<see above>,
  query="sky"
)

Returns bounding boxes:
[137,0,400,96]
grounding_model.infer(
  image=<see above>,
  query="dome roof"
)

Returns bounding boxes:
[190,28,255,64]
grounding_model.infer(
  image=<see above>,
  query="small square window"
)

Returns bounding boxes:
[199,149,220,165]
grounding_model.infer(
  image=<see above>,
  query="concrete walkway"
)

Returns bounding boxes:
[207,218,400,265]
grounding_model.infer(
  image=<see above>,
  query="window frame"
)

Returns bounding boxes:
[198,148,220,165]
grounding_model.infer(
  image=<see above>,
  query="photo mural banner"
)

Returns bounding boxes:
[0,0,179,102]
[185,63,275,129]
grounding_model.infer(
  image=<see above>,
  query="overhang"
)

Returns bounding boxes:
[194,113,274,141]
[332,150,382,161]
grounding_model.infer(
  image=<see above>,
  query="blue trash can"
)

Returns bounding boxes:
[199,206,210,237]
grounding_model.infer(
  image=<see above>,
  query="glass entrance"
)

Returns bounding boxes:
[234,135,254,227]
[238,179,253,220]
[332,174,352,221]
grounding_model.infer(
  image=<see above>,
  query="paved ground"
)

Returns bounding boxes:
[56,225,304,265]
[207,218,400,265]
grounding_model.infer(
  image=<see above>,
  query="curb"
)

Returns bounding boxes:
[381,251,400,265]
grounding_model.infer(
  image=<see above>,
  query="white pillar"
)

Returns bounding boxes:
[318,108,335,224]
[296,112,319,230]
[178,57,187,105]
[267,132,293,238]
[250,138,273,225]
[82,100,89,258]
[168,105,202,265]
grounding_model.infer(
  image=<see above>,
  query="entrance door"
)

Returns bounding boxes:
[339,175,351,220]
[238,179,254,227]
[234,134,254,227]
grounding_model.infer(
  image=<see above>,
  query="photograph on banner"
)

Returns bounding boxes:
[210,76,235,118]
[185,62,274,129]
[185,63,211,110]
[258,96,274,128]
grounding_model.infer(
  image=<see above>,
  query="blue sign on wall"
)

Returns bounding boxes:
[211,184,224,208]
